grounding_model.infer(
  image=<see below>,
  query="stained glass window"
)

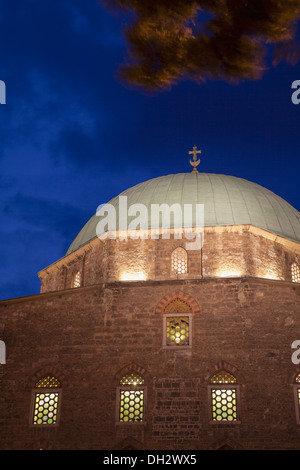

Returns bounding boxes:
[291,263,300,283]
[33,392,59,425]
[210,371,237,384]
[35,376,61,388]
[211,388,237,422]
[118,372,145,423]
[32,376,61,426]
[164,298,192,347]
[72,271,81,288]
[210,371,239,423]
[164,297,192,313]
[171,247,187,274]
[166,316,189,346]
[120,372,144,386]
[119,390,144,422]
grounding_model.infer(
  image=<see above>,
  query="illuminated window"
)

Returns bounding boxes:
[163,297,192,348]
[165,316,190,346]
[294,373,300,424]
[210,371,237,384]
[164,297,192,314]
[209,371,240,423]
[72,271,81,288]
[117,372,145,423]
[291,263,300,283]
[171,247,188,275]
[120,372,144,386]
[31,376,62,426]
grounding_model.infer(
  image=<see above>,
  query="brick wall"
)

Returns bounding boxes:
[39,227,300,293]
[0,277,300,450]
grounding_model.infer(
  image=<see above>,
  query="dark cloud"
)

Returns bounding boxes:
[100,0,300,91]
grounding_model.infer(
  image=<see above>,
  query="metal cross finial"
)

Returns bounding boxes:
[189,146,201,173]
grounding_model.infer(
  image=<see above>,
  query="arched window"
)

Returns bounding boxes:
[163,297,192,348]
[171,247,188,275]
[291,263,300,283]
[31,375,62,426]
[117,372,145,423]
[294,373,300,424]
[72,271,81,288]
[208,370,240,423]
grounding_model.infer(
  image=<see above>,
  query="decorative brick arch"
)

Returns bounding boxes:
[209,438,244,450]
[154,290,200,315]
[112,363,151,386]
[114,437,144,450]
[206,360,245,385]
[29,366,66,388]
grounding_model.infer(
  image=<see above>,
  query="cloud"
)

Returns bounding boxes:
[100,0,300,91]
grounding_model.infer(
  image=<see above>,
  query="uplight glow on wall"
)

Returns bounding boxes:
[120,271,147,281]
[261,271,279,281]
[216,269,242,278]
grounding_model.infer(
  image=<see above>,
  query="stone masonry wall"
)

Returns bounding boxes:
[39,228,300,293]
[0,277,300,450]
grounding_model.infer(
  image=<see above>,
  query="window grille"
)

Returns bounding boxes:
[163,297,192,347]
[209,371,240,423]
[171,247,188,274]
[35,376,61,388]
[32,376,61,426]
[164,297,192,314]
[120,372,144,386]
[72,271,81,288]
[118,372,145,423]
[210,371,237,384]
[292,263,300,283]
[166,316,190,346]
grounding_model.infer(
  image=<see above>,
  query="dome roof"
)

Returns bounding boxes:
[66,173,300,255]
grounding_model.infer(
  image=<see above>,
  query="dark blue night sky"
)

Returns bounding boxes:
[0,0,300,300]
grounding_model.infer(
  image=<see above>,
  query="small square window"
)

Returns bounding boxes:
[163,314,192,348]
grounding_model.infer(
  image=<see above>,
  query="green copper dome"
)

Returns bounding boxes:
[66,173,300,255]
